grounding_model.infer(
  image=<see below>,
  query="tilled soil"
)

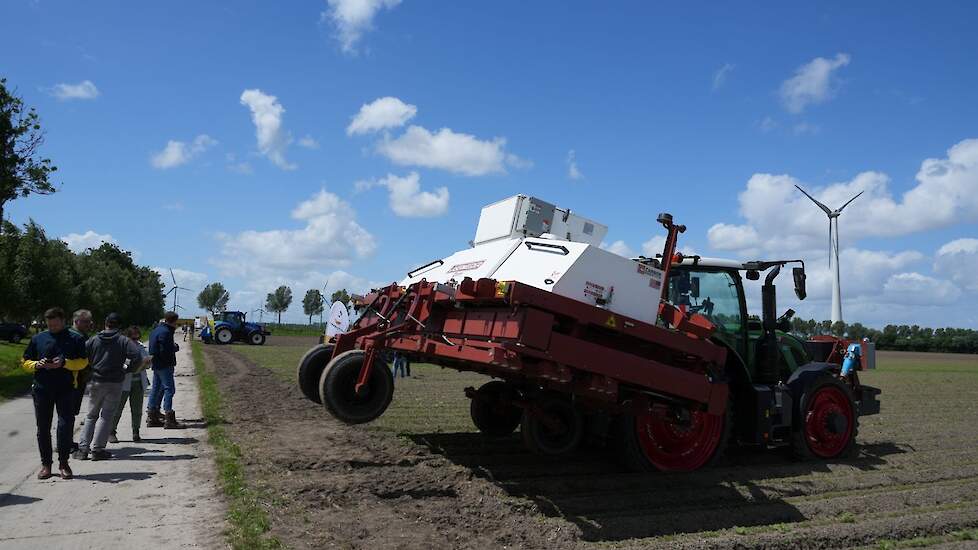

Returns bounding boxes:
[205,344,978,549]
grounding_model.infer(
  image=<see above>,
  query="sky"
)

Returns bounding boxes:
[2,1,977,327]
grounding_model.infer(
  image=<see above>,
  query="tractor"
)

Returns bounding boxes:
[296,195,880,471]
[200,310,270,346]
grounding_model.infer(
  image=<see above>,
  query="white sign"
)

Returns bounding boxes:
[325,301,350,337]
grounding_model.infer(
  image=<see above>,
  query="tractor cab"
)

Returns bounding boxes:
[219,310,247,328]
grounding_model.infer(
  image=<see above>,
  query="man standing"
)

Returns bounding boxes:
[147,311,183,429]
[22,308,88,480]
[74,313,143,461]
[69,309,93,451]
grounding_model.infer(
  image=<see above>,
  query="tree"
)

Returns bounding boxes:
[197,282,230,317]
[830,321,847,337]
[331,288,351,305]
[1,78,58,228]
[302,289,325,325]
[265,285,293,324]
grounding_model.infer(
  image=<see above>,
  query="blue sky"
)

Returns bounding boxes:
[2,1,976,326]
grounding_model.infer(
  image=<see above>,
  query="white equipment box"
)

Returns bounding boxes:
[473,195,608,247]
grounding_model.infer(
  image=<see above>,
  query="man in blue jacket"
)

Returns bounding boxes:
[146,311,183,429]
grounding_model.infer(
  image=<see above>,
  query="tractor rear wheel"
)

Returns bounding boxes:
[214,326,233,345]
[619,399,731,472]
[297,344,334,404]
[521,393,584,455]
[791,375,857,460]
[470,381,522,437]
[248,331,265,345]
[319,350,394,424]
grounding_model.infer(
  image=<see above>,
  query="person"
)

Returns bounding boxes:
[181,323,189,342]
[69,310,94,431]
[74,313,143,461]
[22,308,88,480]
[147,311,183,429]
[391,352,411,379]
[109,326,152,443]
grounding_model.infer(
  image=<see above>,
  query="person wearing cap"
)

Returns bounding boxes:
[74,313,144,461]
[22,307,88,480]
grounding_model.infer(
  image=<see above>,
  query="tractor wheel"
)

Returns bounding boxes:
[214,326,233,345]
[248,331,266,345]
[619,399,732,473]
[319,350,394,424]
[521,393,584,455]
[296,344,334,404]
[791,375,858,460]
[470,381,522,437]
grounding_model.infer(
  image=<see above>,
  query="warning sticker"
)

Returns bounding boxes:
[648,268,665,291]
[447,260,485,273]
[584,281,605,299]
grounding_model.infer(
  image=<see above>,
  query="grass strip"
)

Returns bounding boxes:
[0,342,32,402]
[192,341,281,550]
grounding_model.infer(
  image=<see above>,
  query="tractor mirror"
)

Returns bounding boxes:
[690,276,700,299]
[793,267,807,300]
[746,270,760,281]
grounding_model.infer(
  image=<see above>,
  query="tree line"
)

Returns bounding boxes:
[789,317,978,354]
[196,281,352,325]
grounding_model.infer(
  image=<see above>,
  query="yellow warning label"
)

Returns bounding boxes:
[605,315,617,329]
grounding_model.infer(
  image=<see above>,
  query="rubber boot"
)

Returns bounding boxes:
[146,409,164,428]
[164,410,184,429]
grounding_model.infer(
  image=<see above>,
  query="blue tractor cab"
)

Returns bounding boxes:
[200,311,270,345]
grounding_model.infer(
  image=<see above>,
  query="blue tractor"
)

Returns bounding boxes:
[200,311,270,345]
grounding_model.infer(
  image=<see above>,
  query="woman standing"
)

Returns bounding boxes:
[109,326,151,443]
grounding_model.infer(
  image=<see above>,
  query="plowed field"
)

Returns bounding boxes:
[204,338,978,549]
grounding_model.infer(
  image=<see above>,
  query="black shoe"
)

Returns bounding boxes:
[90,449,112,461]
[72,449,89,461]
[132,433,141,442]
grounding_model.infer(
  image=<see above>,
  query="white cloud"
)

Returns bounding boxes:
[347,96,417,135]
[707,138,978,255]
[298,135,320,149]
[712,63,735,91]
[641,235,696,257]
[48,80,99,101]
[759,116,778,133]
[150,134,217,169]
[323,0,401,53]
[883,272,961,306]
[601,240,634,257]
[780,53,850,113]
[935,238,978,291]
[376,125,514,176]
[567,149,583,180]
[61,231,117,253]
[358,172,449,218]
[240,89,295,170]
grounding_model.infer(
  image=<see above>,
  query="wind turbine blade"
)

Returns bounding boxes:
[828,221,833,269]
[169,268,177,286]
[837,190,864,213]
[164,288,176,296]
[795,185,833,216]
[177,286,191,291]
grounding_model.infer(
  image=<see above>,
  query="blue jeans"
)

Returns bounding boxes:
[147,367,176,412]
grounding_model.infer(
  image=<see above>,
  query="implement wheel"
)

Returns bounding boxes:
[521,394,584,455]
[296,344,334,404]
[470,381,521,437]
[792,375,857,460]
[319,350,394,424]
[620,400,731,472]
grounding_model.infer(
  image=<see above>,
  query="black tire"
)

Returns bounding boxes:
[319,350,394,424]
[470,381,521,437]
[296,344,334,404]
[248,331,265,345]
[521,393,584,455]
[791,375,858,461]
[214,326,233,345]
[618,399,733,473]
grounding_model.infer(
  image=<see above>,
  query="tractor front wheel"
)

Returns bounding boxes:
[619,400,731,472]
[248,331,265,345]
[297,344,334,404]
[791,375,857,460]
[214,326,233,345]
[319,350,394,424]
[521,393,584,455]
[470,381,522,437]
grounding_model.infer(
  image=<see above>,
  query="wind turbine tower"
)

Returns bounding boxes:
[794,185,863,325]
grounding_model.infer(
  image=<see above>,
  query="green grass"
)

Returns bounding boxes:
[0,342,31,402]
[192,341,281,550]
[263,324,325,337]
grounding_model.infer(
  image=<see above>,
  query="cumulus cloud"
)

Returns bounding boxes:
[707,138,978,255]
[935,238,978,291]
[61,231,117,253]
[150,134,218,169]
[347,96,417,135]
[152,267,209,293]
[357,172,449,218]
[377,125,515,176]
[712,63,735,91]
[780,53,850,113]
[883,272,961,306]
[322,0,401,53]
[601,240,634,257]
[240,89,295,170]
[567,149,583,180]
[48,80,99,101]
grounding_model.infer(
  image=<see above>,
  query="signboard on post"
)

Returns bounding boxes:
[325,301,350,337]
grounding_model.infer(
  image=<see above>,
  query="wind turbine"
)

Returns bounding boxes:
[164,268,191,312]
[795,185,863,325]
[319,281,329,326]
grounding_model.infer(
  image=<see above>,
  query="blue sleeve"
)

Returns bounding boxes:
[148,329,159,355]
[23,336,37,361]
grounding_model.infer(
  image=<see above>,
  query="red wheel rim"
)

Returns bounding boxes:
[634,406,724,472]
[804,385,854,458]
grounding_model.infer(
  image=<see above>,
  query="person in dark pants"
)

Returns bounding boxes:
[69,309,93,452]
[22,308,88,480]
[146,311,183,429]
